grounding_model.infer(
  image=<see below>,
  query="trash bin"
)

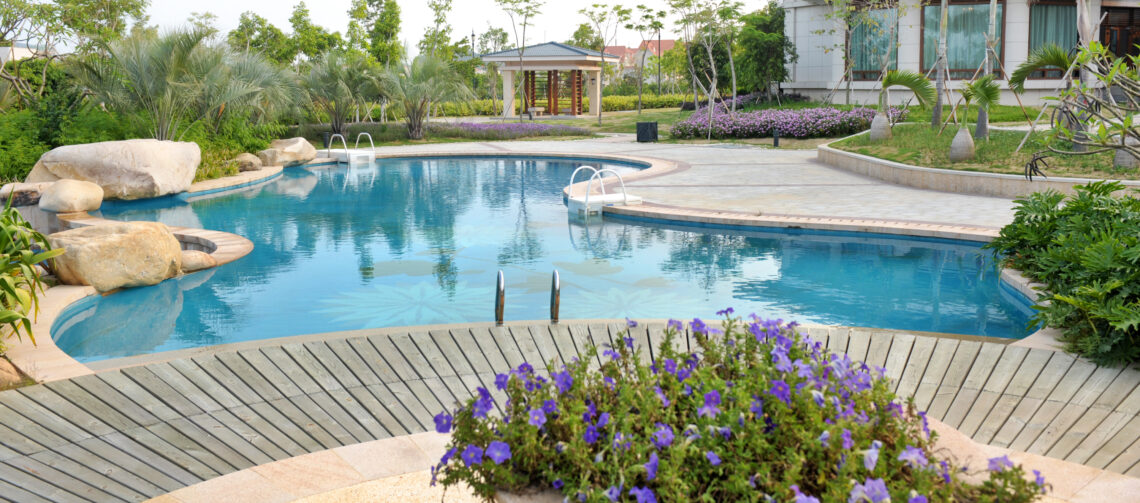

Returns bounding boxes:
[636,121,658,142]
[322,132,331,149]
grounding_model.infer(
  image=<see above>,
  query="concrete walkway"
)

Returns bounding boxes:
[361,137,1020,229]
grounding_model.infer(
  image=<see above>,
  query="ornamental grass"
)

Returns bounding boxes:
[432,311,1046,502]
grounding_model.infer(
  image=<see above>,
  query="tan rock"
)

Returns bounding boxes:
[49,222,182,292]
[0,358,24,389]
[181,249,217,273]
[235,152,263,172]
[257,148,279,167]
[26,139,200,200]
[269,137,317,166]
[38,179,104,213]
[0,182,54,207]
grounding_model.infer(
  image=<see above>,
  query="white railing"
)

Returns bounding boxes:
[355,132,375,153]
[583,168,630,210]
[328,134,350,161]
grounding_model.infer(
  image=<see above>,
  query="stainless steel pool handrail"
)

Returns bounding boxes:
[495,270,505,326]
[583,168,630,211]
[550,270,560,323]
[328,134,350,161]
[568,166,604,199]
[354,132,375,153]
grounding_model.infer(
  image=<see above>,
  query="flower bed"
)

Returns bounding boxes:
[671,107,908,140]
[431,312,1045,502]
[427,122,593,140]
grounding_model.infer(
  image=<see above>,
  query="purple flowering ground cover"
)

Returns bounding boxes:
[670,107,908,140]
[431,311,1047,502]
[428,122,593,141]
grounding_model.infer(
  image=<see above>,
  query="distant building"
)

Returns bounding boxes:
[781,0,1138,106]
[0,43,44,66]
[603,40,678,80]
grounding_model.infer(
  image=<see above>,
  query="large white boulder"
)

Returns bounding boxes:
[0,182,54,207]
[49,222,183,293]
[38,179,104,213]
[268,137,317,166]
[26,139,200,200]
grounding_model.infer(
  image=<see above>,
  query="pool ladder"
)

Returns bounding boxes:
[326,133,372,166]
[494,270,560,325]
[566,166,641,216]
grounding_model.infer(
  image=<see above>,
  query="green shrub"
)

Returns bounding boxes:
[0,205,63,354]
[0,110,51,182]
[986,181,1140,365]
[434,313,1046,502]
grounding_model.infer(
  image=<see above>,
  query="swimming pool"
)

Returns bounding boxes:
[52,156,1035,362]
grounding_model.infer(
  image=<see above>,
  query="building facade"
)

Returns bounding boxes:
[782,0,1138,106]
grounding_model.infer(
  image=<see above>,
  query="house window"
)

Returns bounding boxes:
[922,1,1005,80]
[1029,2,1078,78]
[850,8,898,80]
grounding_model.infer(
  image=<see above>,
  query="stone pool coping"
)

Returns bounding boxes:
[818,131,1140,199]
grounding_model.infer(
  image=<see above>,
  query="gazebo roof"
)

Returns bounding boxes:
[480,42,619,62]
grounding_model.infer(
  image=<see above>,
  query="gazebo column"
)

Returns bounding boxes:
[502,70,515,117]
[587,68,602,116]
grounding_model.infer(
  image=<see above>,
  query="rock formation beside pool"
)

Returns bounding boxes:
[235,153,263,172]
[0,182,55,207]
[38,179,104,213]
[180,250,217,273]
[257,137,317,167]
[49,222,183,293]
[26,139,199,200]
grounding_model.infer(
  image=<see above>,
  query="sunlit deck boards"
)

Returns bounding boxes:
[0,322,1138,501]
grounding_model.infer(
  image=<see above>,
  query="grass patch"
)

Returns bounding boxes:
[740,102,1038,125]
[542,108,694,135]
[194,145,241,182]
[832,124,1124,179]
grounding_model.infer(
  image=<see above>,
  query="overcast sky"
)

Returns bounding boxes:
[147,0,771,56]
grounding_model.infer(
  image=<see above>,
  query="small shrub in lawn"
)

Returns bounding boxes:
[432,312,1046,502]
[670,107,908,140]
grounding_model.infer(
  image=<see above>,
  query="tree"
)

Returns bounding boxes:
[671,0,722,137]
[56,0,147,54]
[736,3,796,97]
[581,2,631,125]
[227,12,295,66]
[626,6,666,114]
[345,0,370,56]
[814,0,897,105]
[974,0,999,139]
[714,1,742,111]
[419,0,454,60]
[496,0,545,121]
[382,55,473,139]
[479,25,511,115]
[932,0,948,128]
[366,0,402,66]
[187,11,218,40]
[566,23,601,50]
[302,51,383,136]
[71,29,300,140]
[289,2,342,64]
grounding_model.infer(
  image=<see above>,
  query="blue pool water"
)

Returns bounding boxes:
[53,157,1035,362]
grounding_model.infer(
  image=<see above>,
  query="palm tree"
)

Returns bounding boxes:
[382,56,473,140]
[301,51,384,137]
[961,74,1000,136]
[70,29,300,141]
[1009,44,1074,94]
[870,70,934,140]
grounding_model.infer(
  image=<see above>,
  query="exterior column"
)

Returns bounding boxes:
[587,69,602,116]
[502,70,514,117]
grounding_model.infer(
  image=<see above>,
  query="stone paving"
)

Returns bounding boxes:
[358,136,1020,229]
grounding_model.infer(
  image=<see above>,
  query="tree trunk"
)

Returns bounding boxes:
[845,26,853,105]
[976,0,997,139]
[933,0,948,128]
[728,33,737,113]
[637,48,647,114]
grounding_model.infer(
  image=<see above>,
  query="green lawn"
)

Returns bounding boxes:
[832,124,1125,179]
[542,108,694,135]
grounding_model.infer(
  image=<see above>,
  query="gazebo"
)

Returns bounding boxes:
[481,42,618,118]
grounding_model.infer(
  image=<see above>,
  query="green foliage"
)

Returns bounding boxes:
[0,205,63,349]
[302,51,383,136]
[986,182,1140,366]
[881,70,935,109]
[566,23,602,50]
[289,2,342,63]
[0,110,50,183]
[961,75,1001,125]
[382,55,473,139]
[436,314,1046,501]
[366,0,403,66]
[1009,43,1073,94]
[227,11,296,66]
[737,4,797,93]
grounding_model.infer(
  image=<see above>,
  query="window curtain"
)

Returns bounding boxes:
[923,3,1004,78]
[851,8,898,78]
[1030,4,1078,51]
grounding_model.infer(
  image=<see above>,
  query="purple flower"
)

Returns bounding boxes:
[716,307,734,316]
[623,336,635,349]
[603,349,620,361]
[988,455,1013,472]
[698,390,722,418]
[485,441,511,464]
[654,386,671,407]
[792,485,821,503]
[666,319,683,332]
[542,399,558,416]
[553,479,564,490]
[494,373,509,391]
[597,412,610,428]
[769,380,791,404]
[439,446,456,465]
[433,412,452,434]
[605,484,622,502]
[898,445,928,468]
[663,358,677,375]
[750,397,764,415]
[849,477,890,503]
[473,387,493,418]
[553,370,573,394]
[583,425,599,444]
[864,440,882,471]
[629,486,657,503]
[772,348,793,373]
[908,496,928,503]
[690,318,708,334]
[706,450,721,466]
[461,444,483,467]
[604,376,616,390]
[842,429,854,450]
[819,430,831,447]
[528,408,546,428]
[626,318,638,328]
[1033,469,1046,491]
[652,423,674,448]
[644,451,659,480]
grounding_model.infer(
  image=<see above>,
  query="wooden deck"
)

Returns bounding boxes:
[2,322,1140,502]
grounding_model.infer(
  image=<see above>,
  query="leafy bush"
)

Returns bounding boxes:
[0,206,63,354]
[986,181,1140,365]
[427,122,593,140]
[369,94,693,120]
[671,107,908,140]
[0,110,51,183]
[433,313,1046,502]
